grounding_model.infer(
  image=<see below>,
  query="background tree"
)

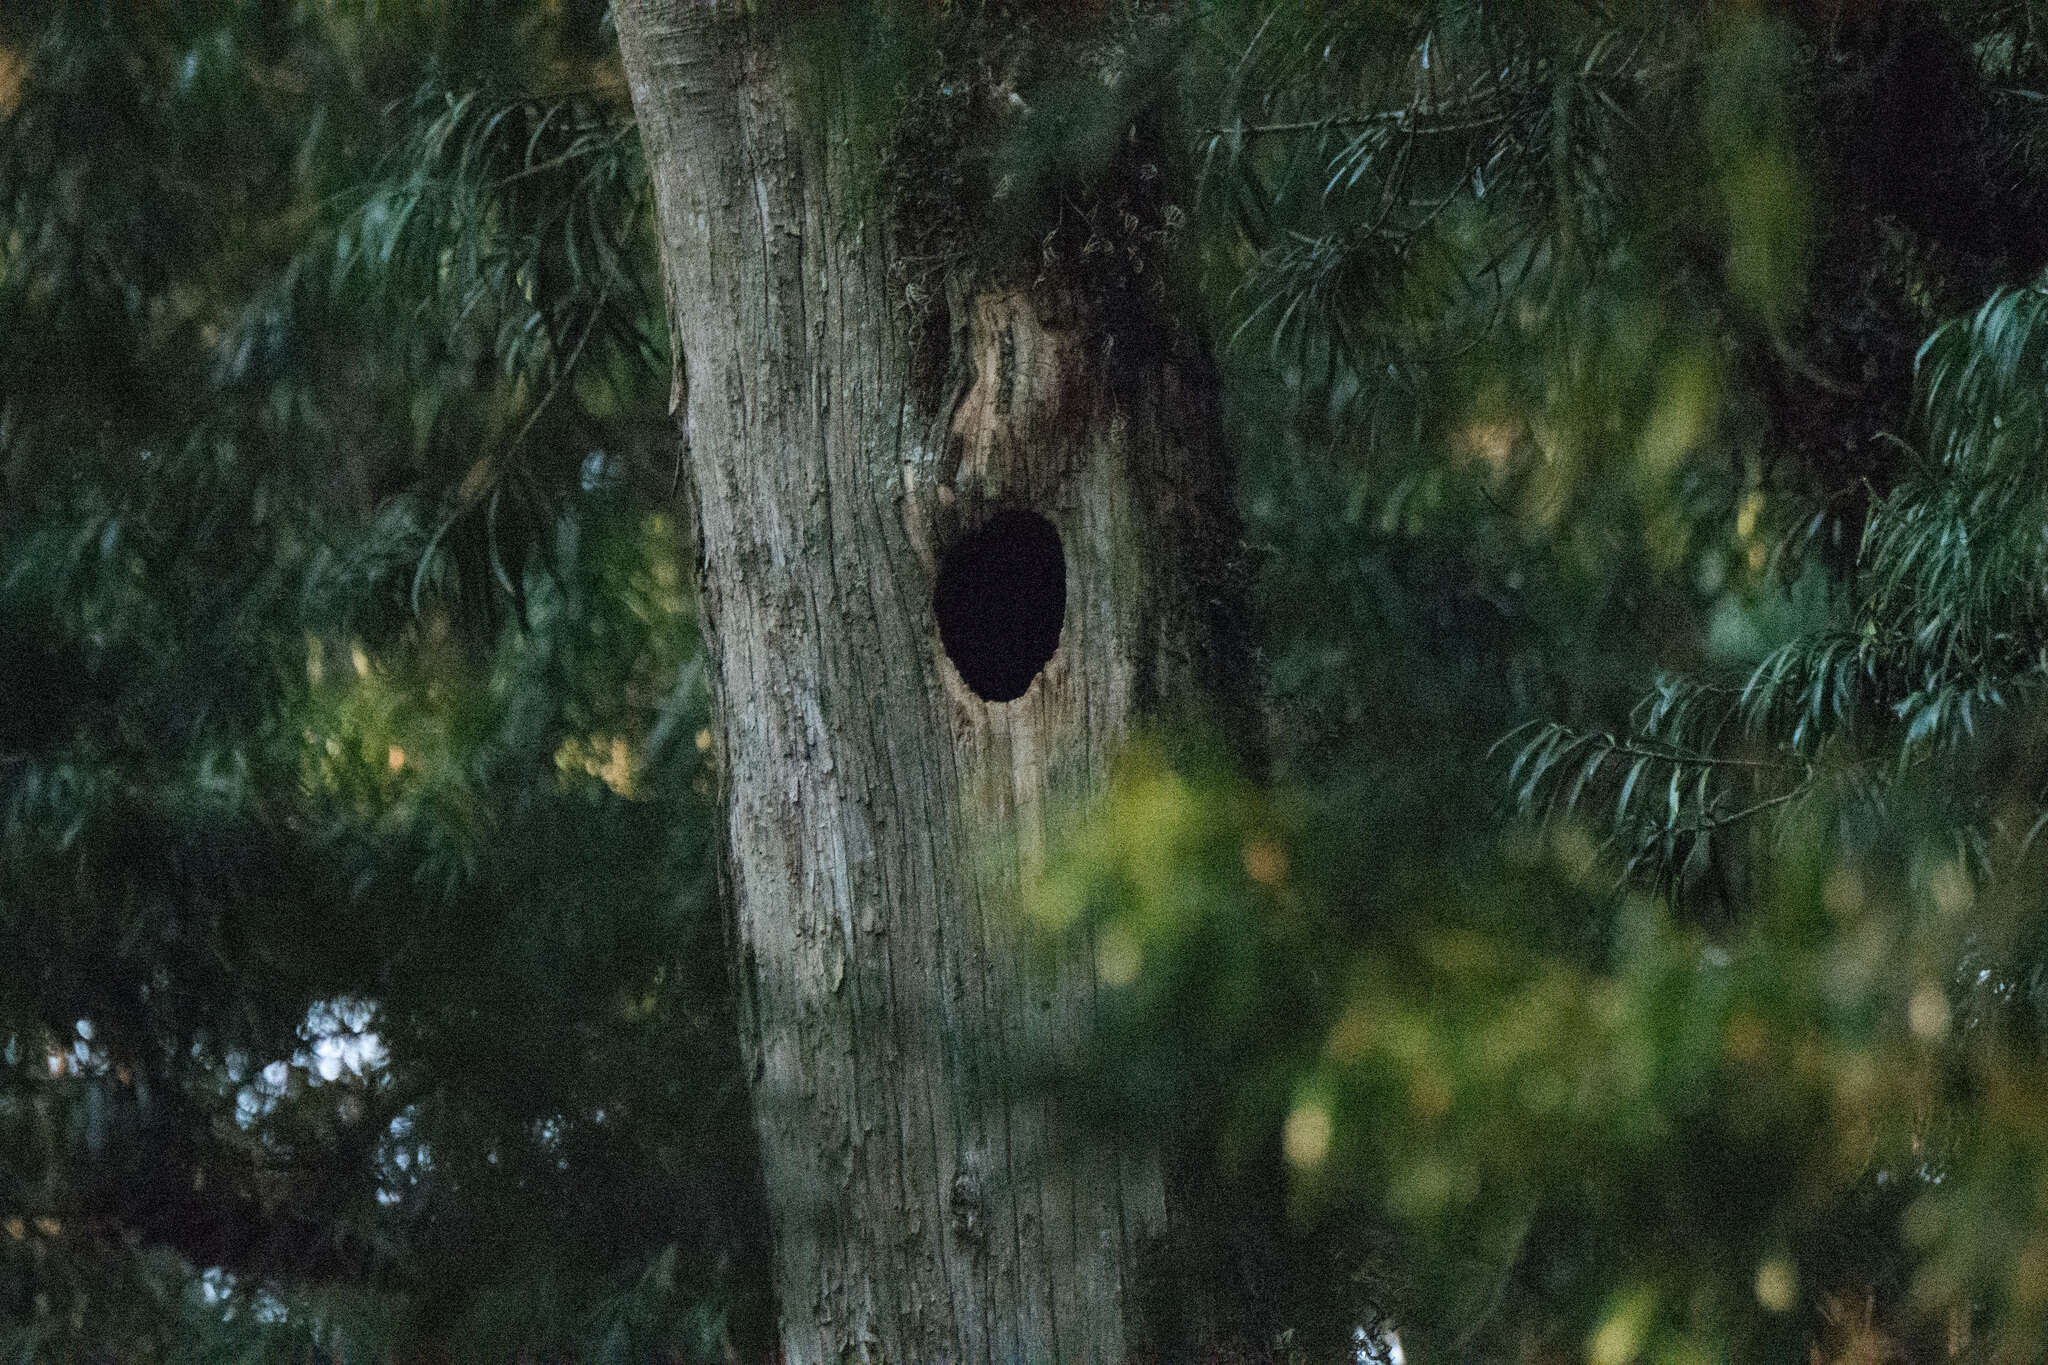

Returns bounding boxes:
[612,3,1258,1360]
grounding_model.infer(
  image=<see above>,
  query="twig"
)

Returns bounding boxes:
[1209,104,1510,141]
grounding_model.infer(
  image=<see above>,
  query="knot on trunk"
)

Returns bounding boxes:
[948,1162,987,1248]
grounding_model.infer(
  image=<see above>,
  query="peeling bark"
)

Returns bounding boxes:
[614,6,1243,1360]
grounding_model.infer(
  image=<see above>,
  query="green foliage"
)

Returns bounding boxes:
[1021,2,2048,1361]
[1510,282,2048,899]
[0,3,760,1360]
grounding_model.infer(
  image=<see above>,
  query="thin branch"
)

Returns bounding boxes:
[1568,736,1799,773]
[455,286,611,507]
[492,121,636,189]
[1678,783,1810,836]
[1210,105,1512,140]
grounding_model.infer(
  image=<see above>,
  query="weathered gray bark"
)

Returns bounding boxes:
[615,6,1242,1360]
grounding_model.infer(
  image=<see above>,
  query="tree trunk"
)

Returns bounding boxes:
[615,6,1244,1360]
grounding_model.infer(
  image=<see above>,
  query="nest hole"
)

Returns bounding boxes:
[934,509,1067,703]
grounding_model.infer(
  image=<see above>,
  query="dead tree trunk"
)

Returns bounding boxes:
[615,5,1246,1359]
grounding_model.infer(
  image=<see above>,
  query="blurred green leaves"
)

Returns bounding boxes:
[1704,15,1812,327]
[0,3,757,1360]
[1029,744,1333,1152]
[1023,2,2048,1360]
[1032,739,2048,1358]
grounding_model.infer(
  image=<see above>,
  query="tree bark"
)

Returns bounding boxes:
[615,6,1244,1360]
